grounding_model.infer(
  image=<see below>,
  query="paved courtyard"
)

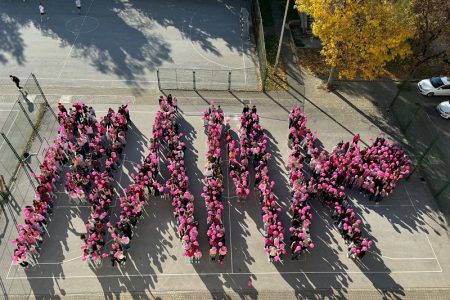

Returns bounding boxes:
[0,86,450,298]
[1,0,450,297]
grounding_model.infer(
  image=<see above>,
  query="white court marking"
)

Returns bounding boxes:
[57,0,96,79]
[65,16,99,35]
[404,186,443,272]
[188,13,246,70]
[6,268,444,280]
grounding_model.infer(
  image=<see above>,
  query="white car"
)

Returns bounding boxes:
[417,76,450,96]
[436,101,450,119]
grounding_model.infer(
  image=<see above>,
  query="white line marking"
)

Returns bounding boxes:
[241,32,247,84]
[57,0,96,79]
[37,255,82,265]
[39,78,158,83]
[188,13,244,70]
[380,256,436,260]
[6,260,13,280]
[404,186,443,272]
[0,95,296,102]
[6,269,443,280]
[354,204,414,207]
[225,135,234,273]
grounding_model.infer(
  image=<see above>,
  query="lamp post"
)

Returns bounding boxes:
[274,0,290,70]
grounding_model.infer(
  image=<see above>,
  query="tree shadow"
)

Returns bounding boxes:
[1,0,250,92]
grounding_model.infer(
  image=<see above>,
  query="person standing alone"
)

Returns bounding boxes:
[9,75,23,90]
[75,0,81,15]
[39,3,48,22]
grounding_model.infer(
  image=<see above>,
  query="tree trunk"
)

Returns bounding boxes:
[327,67,336,90]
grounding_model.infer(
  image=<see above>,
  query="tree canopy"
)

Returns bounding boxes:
[410,0,450,68]
[295,0,416,82]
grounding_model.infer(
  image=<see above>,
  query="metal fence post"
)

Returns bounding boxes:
[157,69,161,91]
[31,73,57,120]
[228,71,232,91]
[17,94,43,142]
[0,132,38,188]
[193,70,196,90]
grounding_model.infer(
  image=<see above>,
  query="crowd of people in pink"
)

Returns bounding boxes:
[202,102,228,264]
[10,97,412,267]
[11,101,130,267]
[227,105,287,262]
[287,106,315,260]
[288,105,410,259]
[159,97,201,261]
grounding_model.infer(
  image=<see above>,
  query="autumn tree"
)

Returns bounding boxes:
[410,0,450,74]
[295,0,415,88]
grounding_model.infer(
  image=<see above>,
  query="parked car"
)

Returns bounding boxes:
[417,76,450,96]
[436,101,450,119]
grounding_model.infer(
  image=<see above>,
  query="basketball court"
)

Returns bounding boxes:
[0,0,258,90]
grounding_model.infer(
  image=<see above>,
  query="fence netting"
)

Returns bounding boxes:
[251,0,267,90]
[391,94,450,216]
[157,68,258,91]
[0,74,58,196]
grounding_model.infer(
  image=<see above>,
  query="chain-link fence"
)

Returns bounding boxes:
[251,0,267,91]
[157,68,259,91]
[390,92,450,217]
[0,74,58,200]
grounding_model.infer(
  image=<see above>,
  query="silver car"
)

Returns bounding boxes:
[418,77,450,96]
[436,101,450,119]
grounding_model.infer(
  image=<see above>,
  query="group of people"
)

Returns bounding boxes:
[108,103,167,266]
[287,106,315,260]
[77,104,130,265]
[202,103,228,264]
[12,98,411,266]
[227,107,287,262]
[155,98,202,261]
[11,101,130,267]
[287,105,410,260]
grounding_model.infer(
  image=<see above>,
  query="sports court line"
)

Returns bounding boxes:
[353,203,414,207]
[0,94,296,102]
[57,0,96,79]
[39,78,158,83]
[380,255,436,260]
[240,24,247,84]
[6,268,444,280]
[404,186,443,272]
[226,144,234,274]
[188,14,243,70]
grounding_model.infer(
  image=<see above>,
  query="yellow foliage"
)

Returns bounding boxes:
[295,0,416,80]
